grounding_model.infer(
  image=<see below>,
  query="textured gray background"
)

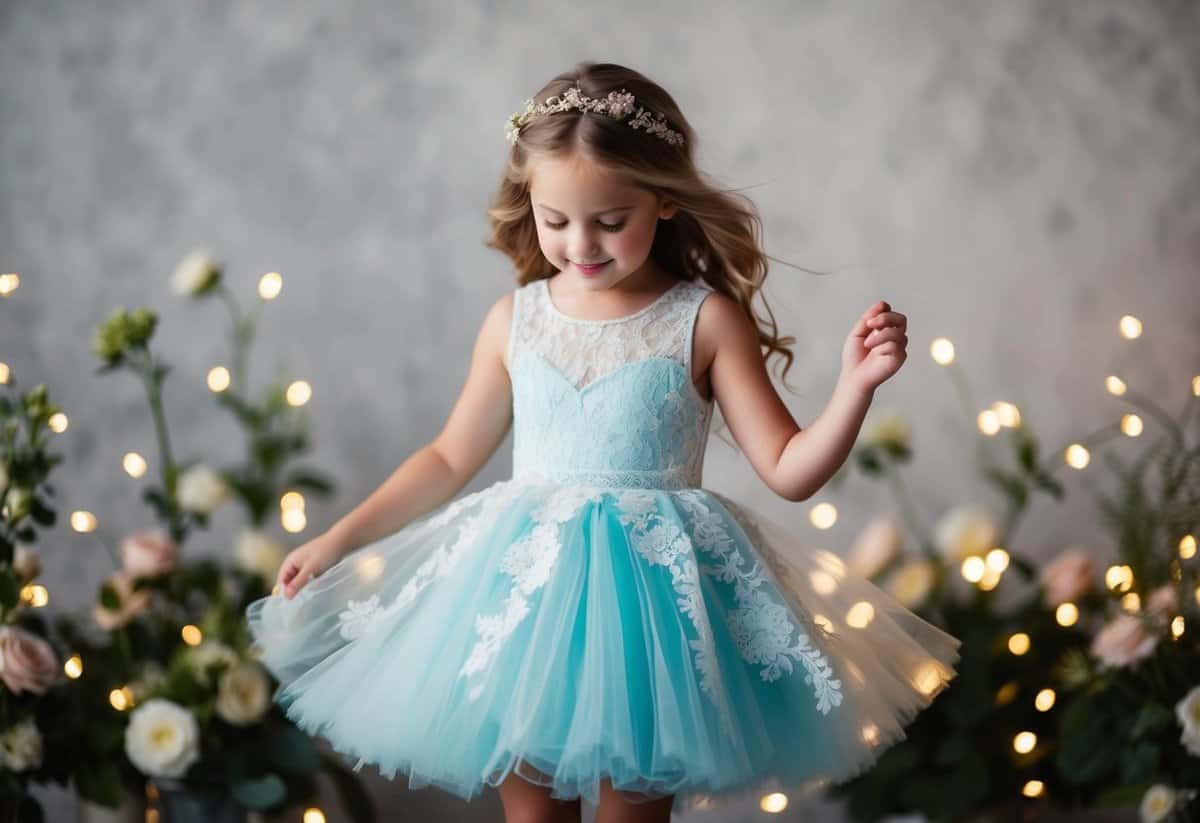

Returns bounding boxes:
[3,0,1197,821]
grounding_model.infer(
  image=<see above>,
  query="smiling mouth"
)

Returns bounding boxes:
[573,260,612,267]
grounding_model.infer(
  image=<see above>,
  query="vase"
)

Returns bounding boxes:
[147,778,248,823]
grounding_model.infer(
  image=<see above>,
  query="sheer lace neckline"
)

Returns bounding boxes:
[541,278,685,325]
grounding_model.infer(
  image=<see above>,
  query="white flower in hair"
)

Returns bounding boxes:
[505,86,684,147]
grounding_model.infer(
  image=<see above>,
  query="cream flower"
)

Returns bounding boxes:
[186,640,239,685]
[1175,685,1200,757]
[0,718,43,772]
[215,661,271,726]
[233,528,286,585]
[1091,613,1158,669]
[176,464,229,514]
[934,504,998,562]
[124,698,200,779]
[861,409,911,452]
[93,571,153,631]
[1139,784,1177,823]
[121,529,178,578]
[1039,547,1094,607]
[2,487,31,521]
[886,559,936,609]
[848,516,903,579]
[170,250,221,297]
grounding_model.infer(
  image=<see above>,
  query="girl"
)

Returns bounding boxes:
[246,62,961,823]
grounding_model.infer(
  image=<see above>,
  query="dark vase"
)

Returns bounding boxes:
[148,778,247,823]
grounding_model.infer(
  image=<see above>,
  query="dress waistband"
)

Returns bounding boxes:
[512,465,698,490]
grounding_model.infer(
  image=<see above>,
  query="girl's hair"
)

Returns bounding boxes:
[486,61,800,391]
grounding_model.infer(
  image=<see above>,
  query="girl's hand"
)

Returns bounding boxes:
[275,531,349,600]
[840,300,908,394]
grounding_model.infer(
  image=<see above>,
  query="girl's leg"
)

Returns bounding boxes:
[595,778,675,823]
[498,771,582,823]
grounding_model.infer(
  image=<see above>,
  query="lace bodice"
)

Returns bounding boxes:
[508,277,715,489]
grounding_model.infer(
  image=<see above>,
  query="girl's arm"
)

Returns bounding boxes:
[324,292,516,554]
[698,294,906,502]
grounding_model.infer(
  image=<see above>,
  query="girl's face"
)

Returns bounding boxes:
[527,152,677,291]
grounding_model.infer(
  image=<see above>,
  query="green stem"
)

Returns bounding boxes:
[883,459,935,558]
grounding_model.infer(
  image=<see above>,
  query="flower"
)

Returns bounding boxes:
[124,698,200,779]
[176,464,229,514]
[121,529,178,578]
[186,640,239,686]
[129,662,168,703]
[12,545,41,584]
[0,718,43,772]
[1139,784,1177,823]
[1146,584,1179,622]
[233,528,286,584]
[170,250,221,298]
[215,662,271,726]
[861,409,911,454]
[1175,686,1200,757]
[91,307,159,365]
[0,626,60,695]
[1090,613,1158,669]
[1039,547,1095,607]
[1,487,31,522]
[847,516,903,579]
[94,571,153,631]
[886,559,936,609]
[933,504,998,562]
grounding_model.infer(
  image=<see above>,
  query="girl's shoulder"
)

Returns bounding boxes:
[691,288,756,379]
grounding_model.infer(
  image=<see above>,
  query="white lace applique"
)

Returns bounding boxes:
[459,485,603,701]
[675,490,844,716]
[337,595,381,641]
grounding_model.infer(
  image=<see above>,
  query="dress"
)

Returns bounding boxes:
[244,276,962,814]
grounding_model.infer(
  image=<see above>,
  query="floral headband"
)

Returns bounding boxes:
[505,86,685,147]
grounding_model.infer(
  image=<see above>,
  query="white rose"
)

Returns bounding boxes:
[1176,686,1200,756]
[233,529,286,584]
[1140,784,1177,823]
[848,516,903,579]
[934,504,998,562]
[0,718,43,772]
[186,640,239,685]
[123,698,200,779]
[861,410,911,452]
[886,559,936,609]
[176,465,229,514]
[170,250,221,297]
[215,662,271,726]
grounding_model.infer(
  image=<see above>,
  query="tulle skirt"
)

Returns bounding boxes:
[244,477,961,813]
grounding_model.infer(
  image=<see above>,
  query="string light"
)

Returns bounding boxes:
[0,274,19,296]
[1035,688,1056,711]
[258,272,283,300]
[47,412,68,433]
[181,625,203,646]
[302,810,326,823]
[961,556,985,583]
[207,366,231,393]
[1180,535,1196,560]
[1120,414,1143,437]
[123,452,148,478]
[808,502,837,529]
[1121,592,1140,612]
[1013,731,1037,754]
[759,793,789,813]
[1008,633,1031,655]
[1022,780,1045,798]
[286,380,312,407]
[977,409,1001,435]
[1193,376,1200,397]
[1118,315,1142,339]
[109,686,135,711]
[995,682,1019,706]
[1104,565,1134,593]
[1055,603,1078,626]
[1064,444,1090,469]
[0,362,8,383]
[930,338,955,365]
[1105,376,1126,396]
[845,601,875,629]
[1172,616,1185,638]
[64,654,83,679]
[991,401,1021,427]
[70,510,98,533]
[282,507,307,533]
[985,548,1010,572]
[19,585,48,608]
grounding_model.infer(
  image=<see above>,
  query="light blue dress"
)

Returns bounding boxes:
[244,276,961,814]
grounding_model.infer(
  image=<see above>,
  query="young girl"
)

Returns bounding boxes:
[245,61,961,822]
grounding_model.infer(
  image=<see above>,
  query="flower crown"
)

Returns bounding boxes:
[505,86,685,147]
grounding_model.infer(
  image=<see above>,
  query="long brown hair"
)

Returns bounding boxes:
[486,61,800,391]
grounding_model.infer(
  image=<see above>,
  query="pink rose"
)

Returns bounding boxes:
[1039,547,1094,606]
[1090,613,1158,668]
[94,572,153,631]
[0,625,60,695]
[120,530,178,578]
[1146,585,1179,621]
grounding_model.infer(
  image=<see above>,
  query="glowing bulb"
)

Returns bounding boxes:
[1180,535,1196,560]
[759,792,789,813]
[991,401,1021,427]
[21,585,48,608]
[1055,602,1078,626]
[978,566,1002,590]
[109,686,134,711]
[1105,376,1127,396]
[70,510,98,533]
[1104,564,1133,592]
[846,601,875,629]
[813,614,834,635]
[913,662,944,696]
[0,362,8,383]
[123,451,148,478]
[181,625,203,646]
[282,507,307,533]
[1064,444,1090,469]
[1013,731,1037,754]
[64,654,83,679]
[1121,592,1140,612]
[1118,315,1142,339]
[985,548,1010,572]
[861,723,880,744]
[1120,414,1143,437]
[995,682,1019,706]
[808,502,837,530]
[1035,688,1056,711]
[286,380,312,407]
[961,556,986,583]
[258,272,283,300]
[0,274,19,296]
[1023,780,1045,798]
[1171,616,1185,638]
[48,412,68,433]
[1008,632,1030,655]
[207,366,231,393]
[977,409,1000,435]
[1193,376,1200,397]
[930,338,955,365]
[280,491,305,511]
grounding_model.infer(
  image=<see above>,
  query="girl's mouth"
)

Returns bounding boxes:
[574,260,611,275]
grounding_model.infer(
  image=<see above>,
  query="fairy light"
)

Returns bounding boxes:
[181,625,203,646]
[1105,564,1134,593]
[122,451,148,478]
[845,601,875,629]
[995,682,1019,706]
[985,548,1010,573]
[1064,444,1090,469]
[809,570,838,595]
[258,272,283,300]
[812,614,834,635]
[207,366,231,393]
[1023,780,1045,798]
[961,556,986,583]
[1172,616,1185,638]
[109,686,135,711]
[1180,535,1197,560]
[70,510,98,533]
[0,362,9,383]
[930,338,955,365]
[280,491,305,511]
[1121,592,1140,612]
[808,502,837,530]
[759,792,789,813]
[47,412,68,433]
[1120,414,1143,437]
[1035,688,1056,711]
[1008,632,1031,655]
[991,401,1021,428]
[1105,376,1127,396]
[0,274,19,296]
[286,380,312,407]
[1193,376,1200,396]
[1013,731,1037,754]
[914,662,944,696]
[1055,602,1078,626]
[1118,315,1142,339]
[19,585,48,608]
[64,654,83,679]
[302,810,327,823]
[282,507,307,533]
[976,409,1001,435]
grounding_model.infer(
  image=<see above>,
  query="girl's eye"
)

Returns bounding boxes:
[544,220,626,233]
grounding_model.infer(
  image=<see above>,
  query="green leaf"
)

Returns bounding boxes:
[0,568,20,610]
[230,774,287,809]
[1130,702,1173,738]
[261,724,320,775]
[1118,741,1159,784]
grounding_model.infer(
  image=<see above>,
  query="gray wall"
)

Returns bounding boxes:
[2,1,1196,821]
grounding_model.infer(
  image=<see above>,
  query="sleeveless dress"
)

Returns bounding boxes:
[244,276,961,814]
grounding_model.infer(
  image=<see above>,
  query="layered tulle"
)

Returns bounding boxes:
[245,477,960,813]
